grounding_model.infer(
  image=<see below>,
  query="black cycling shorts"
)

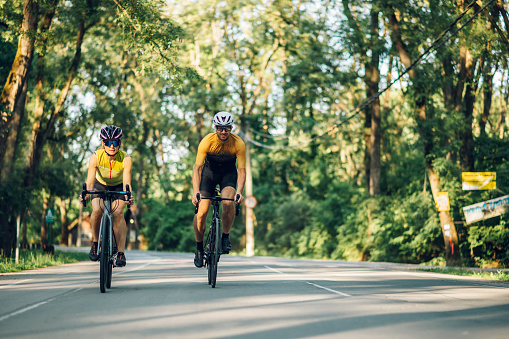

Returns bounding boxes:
[199,164,238,197]
[91,179,126,202]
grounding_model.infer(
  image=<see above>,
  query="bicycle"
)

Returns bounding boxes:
[81,183,131,293]
[195,189,240,288]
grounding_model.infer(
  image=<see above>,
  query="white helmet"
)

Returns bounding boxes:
[213,111,234,126]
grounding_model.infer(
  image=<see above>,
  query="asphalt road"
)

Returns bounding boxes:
[1,250,509,339]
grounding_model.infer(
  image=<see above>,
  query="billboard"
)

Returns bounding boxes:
[463,195,509,224]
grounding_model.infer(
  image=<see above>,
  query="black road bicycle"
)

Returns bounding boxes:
[195,189,240,288]
[81,183,131,293]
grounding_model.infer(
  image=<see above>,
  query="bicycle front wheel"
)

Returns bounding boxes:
[106,227,117,288]
[211,217,220,288]
[207,230,213,285]
[99,216,110,293]
[106,232,113,289]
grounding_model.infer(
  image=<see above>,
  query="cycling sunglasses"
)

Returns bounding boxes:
[103,140,120,147]
[216,126,232,132]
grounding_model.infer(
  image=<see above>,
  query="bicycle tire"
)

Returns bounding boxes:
[106,228,113,289]
[207,231,212,285]
[99,216,109,293]
[211,217,220,288]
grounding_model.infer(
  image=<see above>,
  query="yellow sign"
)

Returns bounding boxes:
[436,192,450,212]
[462,172,496,190]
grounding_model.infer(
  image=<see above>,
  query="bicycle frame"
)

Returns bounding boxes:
[98,196,113,257]
[195,189,240,288]
[81,183,131,293]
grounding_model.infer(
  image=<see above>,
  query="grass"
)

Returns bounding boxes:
[417,267,509,281]
[0,249,89,273]
[3,249,509,282]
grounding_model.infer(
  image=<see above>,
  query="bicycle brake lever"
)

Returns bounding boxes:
[194,193,200,214]
[126,184,131,208]
[82,183,87,208]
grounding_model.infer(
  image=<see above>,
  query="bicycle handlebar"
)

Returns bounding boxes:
[194,193,241,216]
[81,183,131,208]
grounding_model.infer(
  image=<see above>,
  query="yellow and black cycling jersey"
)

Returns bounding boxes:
[95,149,127,186]
[195,133,246,169]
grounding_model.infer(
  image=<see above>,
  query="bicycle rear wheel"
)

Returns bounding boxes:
[99,216,110,293]
[211,217,220,288]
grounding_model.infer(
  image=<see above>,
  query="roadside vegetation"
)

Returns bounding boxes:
[416,267,509,282]
[0,250,89,273]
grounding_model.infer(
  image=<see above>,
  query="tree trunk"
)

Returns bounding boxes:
[364,111,371,194]
[480,62,493,137]
[0,0,39,179]
[368,8,381,196]
[460,47,476,171]
[427,167,461,266]
[500,70,508,139]
[385,4,461,265]
[0,80,28,182]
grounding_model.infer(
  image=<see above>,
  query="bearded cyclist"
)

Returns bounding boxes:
[80,125,134,267]
[191,112,246,267]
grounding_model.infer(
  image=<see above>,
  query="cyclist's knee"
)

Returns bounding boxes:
[91,208,103,218]
[195,212,206,221]
[112,209,124,220]
[222,200,234,209]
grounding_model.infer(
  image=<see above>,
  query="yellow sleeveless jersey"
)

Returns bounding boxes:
[195,133,246,169]
[95,149,127,186]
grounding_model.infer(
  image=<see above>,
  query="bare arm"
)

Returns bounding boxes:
[123,155,134,203]
[192,164,203,205]
[236,168,246,204]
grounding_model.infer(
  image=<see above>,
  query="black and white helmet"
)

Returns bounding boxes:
[213,111,234,126]
[100,125,123,140]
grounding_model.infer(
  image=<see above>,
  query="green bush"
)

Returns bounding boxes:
[140,199,195,252]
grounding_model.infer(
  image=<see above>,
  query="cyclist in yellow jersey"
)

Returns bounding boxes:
[192,112,246,267]
[80,125,134,267]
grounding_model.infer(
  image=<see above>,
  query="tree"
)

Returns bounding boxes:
[0,0,38,180]
[0,0,189,255]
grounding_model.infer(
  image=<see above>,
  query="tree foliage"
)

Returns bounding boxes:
[1,0,509,269]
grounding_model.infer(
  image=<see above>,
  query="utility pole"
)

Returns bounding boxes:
[244,126,254,256]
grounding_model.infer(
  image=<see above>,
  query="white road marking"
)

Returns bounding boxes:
[263,265,351,297]
[306,282,351,297]
[264,265,284,274]
[0,257,161,323]
[0,299,55,322]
